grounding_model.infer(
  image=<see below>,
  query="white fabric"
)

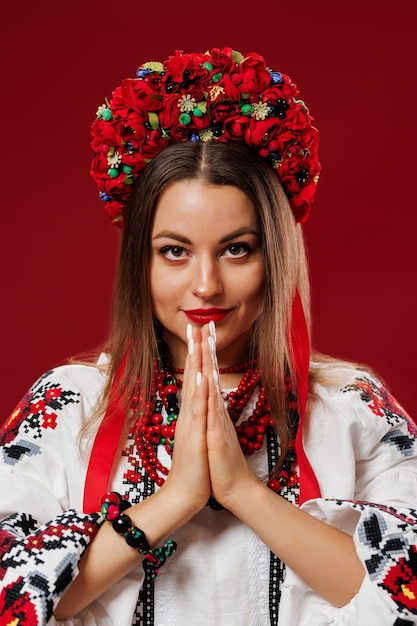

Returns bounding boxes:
[1,358,417,625]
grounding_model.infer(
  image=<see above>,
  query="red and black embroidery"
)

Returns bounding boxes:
[0,510,101,624]
[341,500,417,525]
[0,371,81,447]
[382,545,417,614]
[330,500,417,616]
[357,507,417,615]
[342,376,413,429]
[0,576,39,625]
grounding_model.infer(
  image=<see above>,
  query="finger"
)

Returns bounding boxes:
[175,369,208,441]
[201,325,216,387]
[201,324,226,418]
[207,373,222,422]
[181,323,202,403]
[207,321,220,379]
[207,323,223,406]
[180,322,194,390]
[191,371,208,424]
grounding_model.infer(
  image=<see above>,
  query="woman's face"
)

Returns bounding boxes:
[150,179,265,368]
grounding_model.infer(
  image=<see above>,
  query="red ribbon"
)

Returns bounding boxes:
[83,375,127,513]
[83,291,321,513]
[291,291,321,505]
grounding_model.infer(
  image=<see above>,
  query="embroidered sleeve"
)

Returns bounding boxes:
[341,377,417,620]
[293,499,417,625]
[0,510,102,625]
[298,375,417,623]
[352,502,417,616]
[0,367,105,624]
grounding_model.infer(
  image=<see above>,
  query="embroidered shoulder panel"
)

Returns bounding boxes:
[0,372,81,466]
[341,375,416,430]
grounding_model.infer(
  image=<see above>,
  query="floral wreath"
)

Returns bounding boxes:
[90,47,321,228]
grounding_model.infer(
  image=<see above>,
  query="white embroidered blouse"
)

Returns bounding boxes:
[1,357,417,625]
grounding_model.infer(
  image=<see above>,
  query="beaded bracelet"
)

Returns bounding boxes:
[100,492,177,579]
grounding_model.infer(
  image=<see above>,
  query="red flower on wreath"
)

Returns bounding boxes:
[90,47,320,228]
[164,49,209,86]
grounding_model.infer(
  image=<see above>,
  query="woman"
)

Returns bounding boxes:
[1,47,416,625]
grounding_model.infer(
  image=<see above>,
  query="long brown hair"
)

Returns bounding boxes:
[98,141,311,465]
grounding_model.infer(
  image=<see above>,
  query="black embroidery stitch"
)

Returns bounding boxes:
[381,430,416,457]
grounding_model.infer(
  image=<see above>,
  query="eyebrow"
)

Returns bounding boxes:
[152,227,260,244]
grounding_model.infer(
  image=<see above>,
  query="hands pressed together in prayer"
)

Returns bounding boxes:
[163,322,258,519]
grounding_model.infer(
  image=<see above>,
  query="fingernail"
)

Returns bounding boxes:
[187,324,194,355]
[196,371,202,386]
[186,323,193,341]
[208,336,215,354]
[209,320,216,340]
[212,368,219,385]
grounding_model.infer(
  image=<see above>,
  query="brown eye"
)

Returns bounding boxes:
[223,243,251,258]
[160,246,187,260]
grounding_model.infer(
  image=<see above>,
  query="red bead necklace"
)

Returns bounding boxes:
[132,360,299,498]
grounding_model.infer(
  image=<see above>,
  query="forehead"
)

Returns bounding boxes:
[152,179,258,235]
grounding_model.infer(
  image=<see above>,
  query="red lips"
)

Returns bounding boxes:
[183,308,233,324]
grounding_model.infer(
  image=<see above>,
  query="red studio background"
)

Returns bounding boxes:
[1,1,416,423]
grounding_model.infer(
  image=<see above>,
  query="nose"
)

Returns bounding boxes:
[191,254,223,300]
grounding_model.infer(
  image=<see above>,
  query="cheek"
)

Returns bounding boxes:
[150,265,167,312]
[150,267,183,321]
[245,267,264,300]
[248,276,264,316]
[151,283,170,310]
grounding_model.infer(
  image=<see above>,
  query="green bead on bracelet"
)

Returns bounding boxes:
[100,491,177,578]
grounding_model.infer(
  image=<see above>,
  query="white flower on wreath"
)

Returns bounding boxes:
[252,101,270,121]
[199,129,215,142]
[178,94,196,113]
[107,151,122,167]
[96,104,108,118]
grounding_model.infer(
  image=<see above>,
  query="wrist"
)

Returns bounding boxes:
[129,481,203,543]
[156,480,205,524]
[217,474,265,516]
